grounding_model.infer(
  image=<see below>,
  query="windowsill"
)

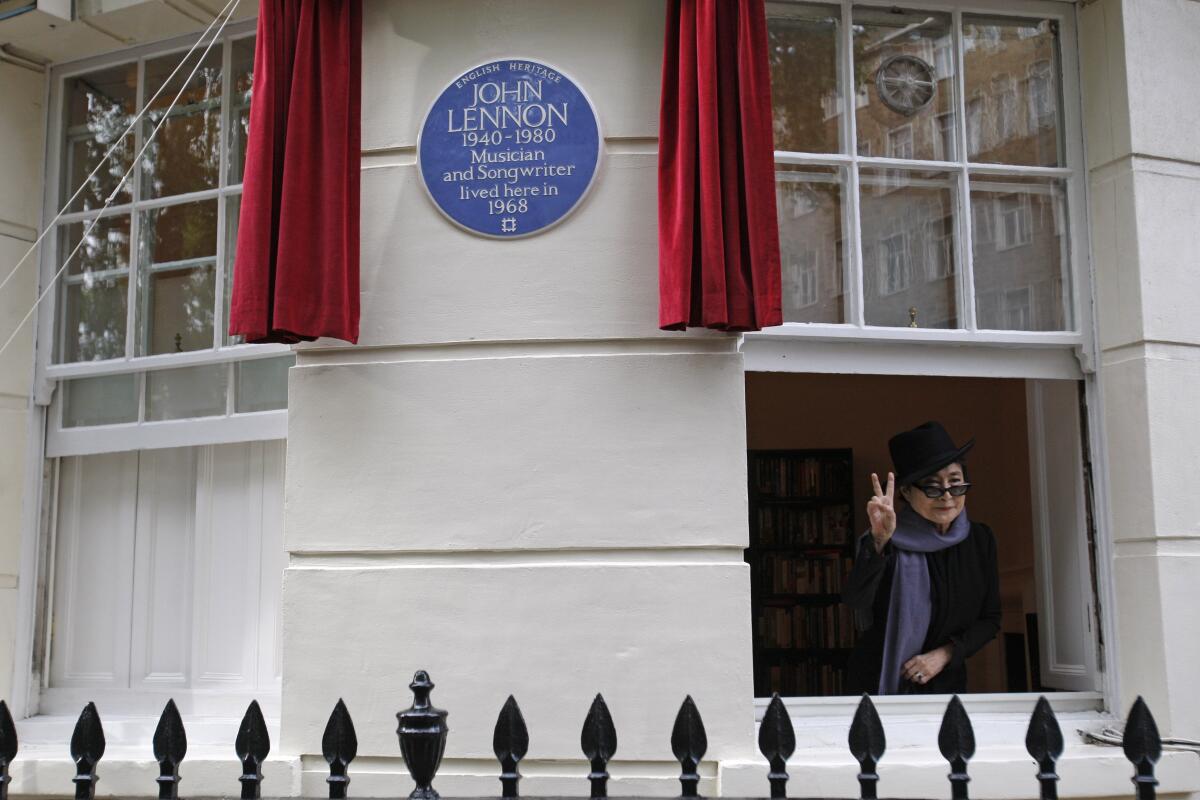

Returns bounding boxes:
[754,690,1103,720]
[745,322,1083,347]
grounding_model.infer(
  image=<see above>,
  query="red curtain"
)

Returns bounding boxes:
[658,0,781,332]
[229,0,362,344]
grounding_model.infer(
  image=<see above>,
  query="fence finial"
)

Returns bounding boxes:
[938,695,975,800]
[848,694,885,800]
[1123,696,1162,800]
[581,693,617,798]
[397,670,449,800]
[70,702,105,800]
[758,694,795,800]
[235,700,270,800]
[1024,696,1062,800]
[153,699,187,800]
[323,699,358,800]
[671,696,708,798]
[0,700,17,800]
[493,695,528,799]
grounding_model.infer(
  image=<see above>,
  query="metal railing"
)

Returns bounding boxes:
[0,670,1164,800]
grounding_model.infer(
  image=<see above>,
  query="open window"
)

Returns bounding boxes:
[744,372,1102,698]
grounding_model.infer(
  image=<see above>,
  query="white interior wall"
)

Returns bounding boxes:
[1080,0,1200,739]
[0,57,45,708]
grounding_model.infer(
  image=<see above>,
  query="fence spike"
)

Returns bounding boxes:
[848,694,885,800]
[671,696,708,798]
[1024,696,1062,800]
[0,700,17,800]
[153,699,187,800]
[580,693,617,798]
[493,695,528,799]
[758,694,795,800]
[938,695,975,800]
[235,700,270,800]
[323,699,357,800]
[70,702,105,800]
[1123,696,1161,800]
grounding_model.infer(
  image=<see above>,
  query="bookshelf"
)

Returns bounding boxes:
[746,448,856,697]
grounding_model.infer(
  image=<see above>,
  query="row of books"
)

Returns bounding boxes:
[755,552,853,595]
[762,662,848,697]
[753,504,852,547]
[752,455,852,499]
[757,603,856,649]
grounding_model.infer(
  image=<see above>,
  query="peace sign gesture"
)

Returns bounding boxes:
[867,472,896,553]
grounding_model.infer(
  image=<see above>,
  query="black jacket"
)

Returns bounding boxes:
[842,521,1001,695]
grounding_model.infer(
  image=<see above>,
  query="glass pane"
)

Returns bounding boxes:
[138,199,218,355]
[971,176,1071,330]
[59,215,130,278]
[62,374,138,427]
[63,64,137,212]
[860,168,958,328]
[229,36,255,185]
[963,16,1062,166]
[853,7,955,162]
[236,355,294,413]
[776,164,845,323]
[141,48,223,199]
[768,3,842,154]
[224,193,244,345]
[146,364,228,421]
[61,276,127,362]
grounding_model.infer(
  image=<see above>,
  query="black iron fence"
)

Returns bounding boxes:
[0,670,1164,800]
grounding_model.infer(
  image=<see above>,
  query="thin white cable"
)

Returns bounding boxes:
[0,0,243,361]
[0,0,241,299]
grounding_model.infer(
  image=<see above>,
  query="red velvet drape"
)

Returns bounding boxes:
[658,0,781,332]
[229,0,362,344]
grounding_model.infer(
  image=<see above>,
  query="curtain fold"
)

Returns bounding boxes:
[229,0,362,344]
[658,0,781,332]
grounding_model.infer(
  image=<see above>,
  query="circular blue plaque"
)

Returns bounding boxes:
[418,58,602,239]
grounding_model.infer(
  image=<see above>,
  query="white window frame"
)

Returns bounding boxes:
[33,19,288,458]
[746,0,1117,722]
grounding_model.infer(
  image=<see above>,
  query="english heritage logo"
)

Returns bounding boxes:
[418,59,602,239]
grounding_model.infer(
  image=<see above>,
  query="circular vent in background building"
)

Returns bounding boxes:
[875,54,936,116]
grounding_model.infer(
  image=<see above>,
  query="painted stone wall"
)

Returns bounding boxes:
[282,1,757,795]
[1080,0,1200,739]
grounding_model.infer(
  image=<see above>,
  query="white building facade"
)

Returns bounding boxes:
[0,0,1198,797]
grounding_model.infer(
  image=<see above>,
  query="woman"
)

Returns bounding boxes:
[843,421,1000,695]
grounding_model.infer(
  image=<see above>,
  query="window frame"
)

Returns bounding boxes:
[744,0,1115,718]
[34,20,289,457]
[757,0,1089,356]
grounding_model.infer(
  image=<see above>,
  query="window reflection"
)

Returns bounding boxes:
[971,176,1071,331]
[860,168,958,328]
[768,3,842,154]
[141,49,223,199]
[63,65,137,213]
[58,216,131,362]
[962,16,1062,166]
[229,37,255,185]
[138,199,218,355]
[776,165,846,323]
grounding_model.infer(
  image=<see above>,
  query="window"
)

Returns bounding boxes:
[787,250,820,308]
[995,192,1033,250]
[879,233,910,295]
[34,21,290,716]
[43,26,292,454]
[767,3,1077,334]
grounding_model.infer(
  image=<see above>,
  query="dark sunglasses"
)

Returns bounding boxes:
[914,482,972,499]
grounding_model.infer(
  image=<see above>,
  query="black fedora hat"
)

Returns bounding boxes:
[888,421,974,488]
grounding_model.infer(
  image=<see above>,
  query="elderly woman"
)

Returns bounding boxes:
[843,421,1000,695]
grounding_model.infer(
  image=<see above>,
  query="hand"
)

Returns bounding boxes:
[902,645,953,686]
[867,472,896,553]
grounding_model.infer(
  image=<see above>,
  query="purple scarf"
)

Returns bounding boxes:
[877,505,970,694]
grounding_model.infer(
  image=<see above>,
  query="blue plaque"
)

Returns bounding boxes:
[418,58,602,238]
